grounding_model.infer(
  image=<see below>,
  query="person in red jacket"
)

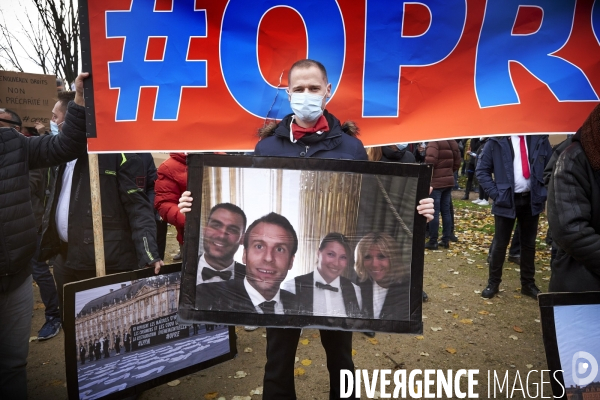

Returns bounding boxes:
[154,153,187,250]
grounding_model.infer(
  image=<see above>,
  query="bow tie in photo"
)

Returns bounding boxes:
[201,268,232,281]
[316,281,339,292]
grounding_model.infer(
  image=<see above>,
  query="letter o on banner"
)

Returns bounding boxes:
[220,0,345,120]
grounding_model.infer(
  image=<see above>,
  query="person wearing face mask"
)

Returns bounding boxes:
[254,60,368,160]
[180,59,435,400]
[50,91,74,135]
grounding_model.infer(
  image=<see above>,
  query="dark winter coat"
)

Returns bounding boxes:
[0,102,87,293]
[155,153,187,244]
[475,135,552,219]
[39,106,161,270]
[255,110,368,160]
[425,140,461,189]
[380,146,416,163]
[548,107,600,292]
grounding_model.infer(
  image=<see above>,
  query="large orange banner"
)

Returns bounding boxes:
[82,0,600,152]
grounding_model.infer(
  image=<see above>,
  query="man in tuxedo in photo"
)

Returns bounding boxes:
[196,212,297,315]
[196,203,248,284]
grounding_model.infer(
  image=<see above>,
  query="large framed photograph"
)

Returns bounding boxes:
[538,292,600,400]
[178,155,431,334]
[63,263,236,400]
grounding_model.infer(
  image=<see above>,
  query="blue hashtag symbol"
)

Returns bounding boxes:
[106,0,206,121]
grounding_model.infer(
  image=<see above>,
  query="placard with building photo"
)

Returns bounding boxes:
[539,292,600,400]
[178,154,431,334]
[63,263,236,400]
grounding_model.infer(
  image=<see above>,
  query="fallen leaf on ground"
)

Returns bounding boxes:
[300,339,310,345]
[453,314,459,319]
[312,333,320,338]
[295,357,299,363]
[526,364,533,369]
[444,310,453,313]
[301,359,312,366]
[167,380,180,387]
[460,319,473,324]
[478,310,490,315]
[420,352,429,356]
[446,348,457,354]
[352,349,357,356]
[431,327,442,332]
[244,347,253,353]
[513,326,524,333]
[509,335,518,340]
[29,337,38,342]
[261,334,267,338]
[534,319,540,323]
[204,393,219,400]
[485,301,493,305]
[234,371,247,379]
[294,368,305,376]
[367,338,379,345]
[415,336,424,340]
[250,386,263,395]
[474,290,481,294]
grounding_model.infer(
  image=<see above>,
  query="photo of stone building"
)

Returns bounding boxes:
[75,273,181,354]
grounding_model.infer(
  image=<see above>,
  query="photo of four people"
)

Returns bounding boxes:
[194,206,410,321]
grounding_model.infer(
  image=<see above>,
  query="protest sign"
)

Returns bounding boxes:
[79,0,600,152]
[0,70,56,128]
[63,264,236,400]
[177,155,431,333]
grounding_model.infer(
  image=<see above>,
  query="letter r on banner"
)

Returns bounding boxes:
[220,0,345,120]
[363,0,467,117]
[475,0,598,108]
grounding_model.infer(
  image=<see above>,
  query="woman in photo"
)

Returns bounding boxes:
[283,233,362,318]
[355,232,410,320]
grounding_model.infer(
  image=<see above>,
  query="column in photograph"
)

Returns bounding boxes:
[296,171,362,275]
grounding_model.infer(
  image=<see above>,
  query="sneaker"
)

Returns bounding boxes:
[244,326,259,332]
[172,251,182,261]
[363,331,376,338]
[472,199,482,204]
[478,199,489,206]
[38,317,61,340]
[424,242,438,250]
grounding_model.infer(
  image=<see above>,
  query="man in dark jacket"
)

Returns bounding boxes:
[180,59,434,400]
[40,91,163,317]
[0,74,88,399]
[424,140,461,249]
[476,135,551,299]
[548,105,600,292]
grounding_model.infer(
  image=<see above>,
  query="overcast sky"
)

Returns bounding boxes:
[0,0,75,76]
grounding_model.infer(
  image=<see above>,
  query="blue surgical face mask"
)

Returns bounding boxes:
[50,121,63,135]
[395,143,408,150]
[289,92,326,122]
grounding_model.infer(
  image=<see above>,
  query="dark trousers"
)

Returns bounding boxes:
[264,328,356,400]
[53,254,123,320]
[156,219,168,260]
[429,187,452,243]
[490,221,521,258]
[464,170,475,195]
[488,194,539,286]
[30,234,60,321]
[478,185,489,201]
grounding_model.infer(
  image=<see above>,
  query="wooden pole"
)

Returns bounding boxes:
[88,153,106,277]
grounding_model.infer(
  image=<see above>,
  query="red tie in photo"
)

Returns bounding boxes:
[519,135,530,179]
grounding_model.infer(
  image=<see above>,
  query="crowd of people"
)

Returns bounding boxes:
[0,58,598,399]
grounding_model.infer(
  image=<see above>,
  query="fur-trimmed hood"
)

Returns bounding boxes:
[257,110,359,139]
